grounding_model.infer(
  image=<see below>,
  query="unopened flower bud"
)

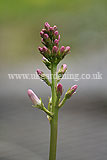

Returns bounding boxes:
[42,29,46,32]
[37,69,42,76]
[57,83,63,96]
[27,89,41,106]
[38,47,43,53]
[58,34,60,40]
[37,69,51,86]
[65,85,77,99]
[58,64,67,80]
[42,46,48,52]
[54,39,59,45]
[44,22,50,30]
[52,46,58,53]
[40,31,44,37]
[49,27,54,31]
[60,46,65,53]
[42,57,51,70]
[59,64,67,73]
[44,34,49,39]
[54,31,59,36]
[65,46,70,54]
[53,25,57,31]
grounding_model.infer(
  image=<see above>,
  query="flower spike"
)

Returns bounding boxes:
[28,22,77,160]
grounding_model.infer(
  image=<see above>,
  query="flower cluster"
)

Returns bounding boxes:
[28,22,77,113]
[38,22,71,64]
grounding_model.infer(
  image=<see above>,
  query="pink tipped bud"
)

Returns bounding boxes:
[44,34,49,39]
[60,46,65,53]
[58,34,60,40]
[65,46,70,53]
[57,83,63,96]
[42,29,46,32]
[71,85,77,92]
[37,69,42,76]
[54,31,58,36]
[42,56,46,61]
[40,31,44,37]
[52,46,58,53]
[53,25,57,31]
[65,85,77,99]
[62,64,67,73]
[58,64,67,79]
[41,38,44,43]
[27,89,41,106]
[49,27,54,31]
[37,69,51,86]
[42,57,51,70]
[42,46,48,52]
[54,39,59,45]
[44,22,50,30]
[38,47,43,52]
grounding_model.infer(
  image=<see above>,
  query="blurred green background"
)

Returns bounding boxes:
[0,0,107,160]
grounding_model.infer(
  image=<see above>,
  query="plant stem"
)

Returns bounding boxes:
[49,63,58,160]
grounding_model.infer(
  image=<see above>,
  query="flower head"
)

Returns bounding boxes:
[38,22,71,64]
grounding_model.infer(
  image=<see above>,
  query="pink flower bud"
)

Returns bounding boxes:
[37,69,42,76]
[62,64,67,73]
[58,34,60,40]
[38,47,43,52]
[44,22,50,30]
[42,46,48,52]
[54,39,59,45]
[66,85,77,99]
[52,46,58,53]
[42,29,46,32]
[60,46,65,53]
[27,89,41,106]
[42,56,46,61]
[54,31,58,36]
[40,31,44,37]
[44,34,49,39]
[49,27,54,31]
[53,25,57,31]
[41,38,44,43]
[65,46,70,53]
[71,85,77,92]
[57,83,63,96]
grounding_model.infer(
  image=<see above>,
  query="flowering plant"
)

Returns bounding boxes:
[28,22,77,160]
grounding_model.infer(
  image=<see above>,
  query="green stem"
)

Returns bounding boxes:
[49,63,58,160]
[58,97,67,108]
[42,106,54,117]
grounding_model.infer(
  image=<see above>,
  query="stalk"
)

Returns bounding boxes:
[49,63,58,160]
